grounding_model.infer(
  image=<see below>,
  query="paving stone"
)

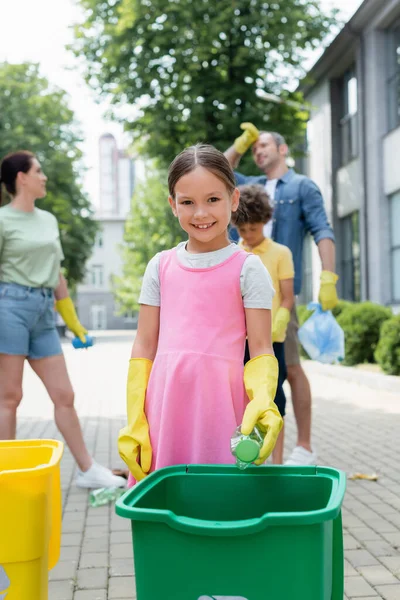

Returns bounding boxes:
[74,591,107,600]
[358,565,399,585]
[77,567,108,590]
[84,526,110,540]
[79,552,109,569]
[110,543,133,559]
[59,545,81,562]
[109,558,135,577]
[346,550,380,568]
[48,580,75,600]
[375,585,400,600]
[49,560,78,581]
[82,537,109,553]
[110,531,132,544]
[351,528,385,542]
[345,576,377,597]
[108,576,136,598]
[378,556,400,575]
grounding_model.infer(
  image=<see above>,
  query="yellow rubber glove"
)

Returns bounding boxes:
[241,354,283,464]
[233,122,260,155]
[118,358,152,481]
[272,307,291,343]
[55,297,87,343]
[319,270,339,311]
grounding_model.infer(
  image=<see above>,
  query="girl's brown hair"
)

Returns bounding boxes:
[0,151,35,205]
[168,144,236,197]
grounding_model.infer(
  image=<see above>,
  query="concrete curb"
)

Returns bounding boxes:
[302,360,400,395]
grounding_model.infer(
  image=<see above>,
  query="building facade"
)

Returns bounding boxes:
[77,134,135,330]
[302,0,400,310]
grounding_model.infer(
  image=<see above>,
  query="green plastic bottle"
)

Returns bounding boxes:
[89,486,125,507]
[230,426,263,470]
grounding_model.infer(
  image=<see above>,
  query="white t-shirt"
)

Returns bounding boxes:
[263,178,278,239]
[139,242,275,309]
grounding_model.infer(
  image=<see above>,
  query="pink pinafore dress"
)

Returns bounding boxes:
[128,248,249,486]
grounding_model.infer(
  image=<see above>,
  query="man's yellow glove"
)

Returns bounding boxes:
[272,307,291,343]
[241,354,283,464]
[319,270,339,311]
[55,297,87,343]
[233,122,260,155]
[118,358,152,481]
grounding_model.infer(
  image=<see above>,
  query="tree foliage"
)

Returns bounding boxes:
[72,0,337,169]
[113,168,185,311]
[0,62,97,287]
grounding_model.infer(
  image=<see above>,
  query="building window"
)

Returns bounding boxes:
[91,265,104,287]
[95,230,103,248]
[390,191,400,301]
[339,211,361,301]
[91,304,107,330]
[339,69,358,166]
[387,24,400,131]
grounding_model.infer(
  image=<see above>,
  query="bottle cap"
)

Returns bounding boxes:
[235,438,260,463]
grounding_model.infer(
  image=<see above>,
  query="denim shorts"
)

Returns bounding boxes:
[0,282,62,359]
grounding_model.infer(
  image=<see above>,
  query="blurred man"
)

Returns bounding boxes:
[225,124,338,465]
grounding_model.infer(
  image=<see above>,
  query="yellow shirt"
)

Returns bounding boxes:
[240,238,294,322]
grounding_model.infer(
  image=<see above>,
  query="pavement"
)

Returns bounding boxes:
[14,331,400,599]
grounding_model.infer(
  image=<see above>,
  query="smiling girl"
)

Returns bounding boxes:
[118,144,283,485]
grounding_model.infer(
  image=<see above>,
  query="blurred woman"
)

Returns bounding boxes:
[0,151,125,488]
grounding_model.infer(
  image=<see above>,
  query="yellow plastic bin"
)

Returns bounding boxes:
[0,440,63,600]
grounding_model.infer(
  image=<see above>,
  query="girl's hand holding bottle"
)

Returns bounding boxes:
[241,354,283,463]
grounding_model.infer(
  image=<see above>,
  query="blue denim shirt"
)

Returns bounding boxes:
[234,169,335,295]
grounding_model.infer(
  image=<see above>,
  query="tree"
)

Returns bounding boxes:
[72,0,337,169]
[0,62,97,287]
[113,168,185,311]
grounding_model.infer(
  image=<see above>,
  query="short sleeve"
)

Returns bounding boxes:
[278,246,295,280]
[138,253,161,306]
[240,254,275,309]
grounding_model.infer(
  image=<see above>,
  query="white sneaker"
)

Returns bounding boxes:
[285,446,317,466]
[76,461,127,489]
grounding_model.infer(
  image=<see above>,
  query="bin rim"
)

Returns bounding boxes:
[115,464,346,537]
[0,439,64,479]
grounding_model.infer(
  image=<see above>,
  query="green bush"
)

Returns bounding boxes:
[296,304,312,326]
[332,300,353,319]
[337,302,392,366]
[374,315,400,375]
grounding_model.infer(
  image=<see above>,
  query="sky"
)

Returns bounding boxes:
[0,0,364,207]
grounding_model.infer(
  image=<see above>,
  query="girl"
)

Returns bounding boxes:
[0,150,126,489]
[118,144,283,484]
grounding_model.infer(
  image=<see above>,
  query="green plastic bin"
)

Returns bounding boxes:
[116,464,346,600]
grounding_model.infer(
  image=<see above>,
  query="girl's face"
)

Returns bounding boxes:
[169,166,239,252]
[17,158,47,199]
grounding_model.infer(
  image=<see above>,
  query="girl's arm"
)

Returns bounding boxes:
[131,304,160,361]
[279,278,295,312]
[245,308,274,359]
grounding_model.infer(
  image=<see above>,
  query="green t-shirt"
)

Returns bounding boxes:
[0,204,64,289]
